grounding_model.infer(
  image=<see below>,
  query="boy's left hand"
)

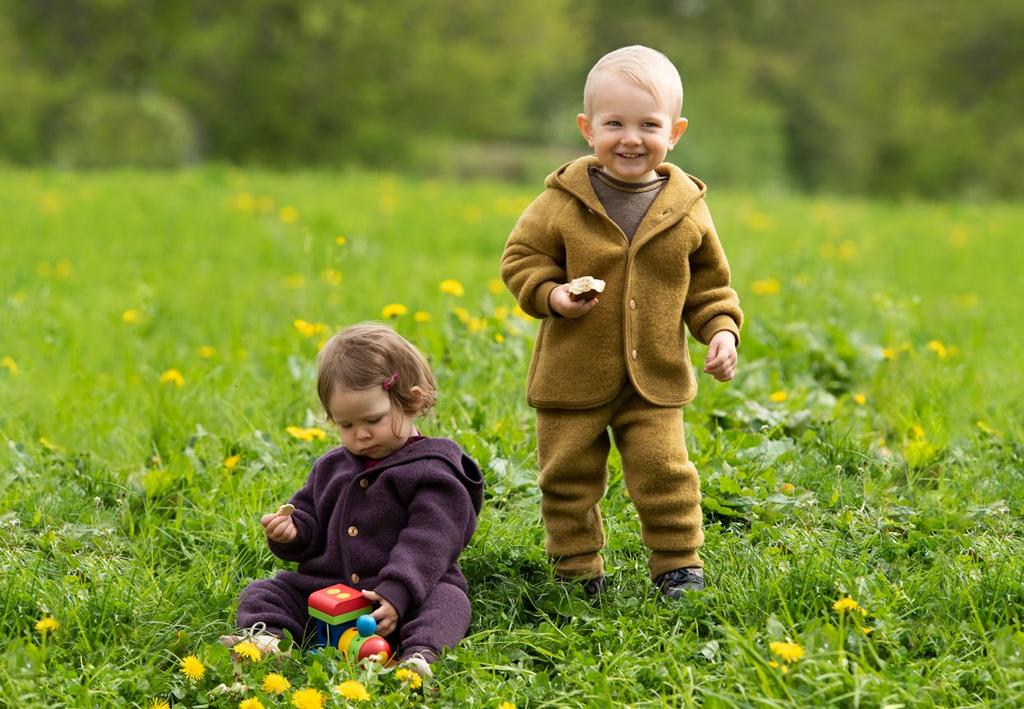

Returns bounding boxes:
[704,331,738,382]
[360,589,398,637]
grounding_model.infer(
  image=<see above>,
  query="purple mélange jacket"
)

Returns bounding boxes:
[267,436,484,620]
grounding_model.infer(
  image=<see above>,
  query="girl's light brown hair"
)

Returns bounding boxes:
[316,322,437,421]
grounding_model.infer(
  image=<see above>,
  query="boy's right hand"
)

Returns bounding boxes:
[261,512,298,543]
[549,283,600,318]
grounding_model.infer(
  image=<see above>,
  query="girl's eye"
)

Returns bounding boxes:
[606,121,622,127]
[643,122,659,128]
[339,423,353,429]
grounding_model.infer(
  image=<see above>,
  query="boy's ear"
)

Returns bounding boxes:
[669,117,688,149]
[577,113,595,147]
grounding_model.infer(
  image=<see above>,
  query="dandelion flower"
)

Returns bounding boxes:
[769,641,804,664]
[488,278,505,295]
[335,236,347,246]
[122,308,142,323]
[160,369,185,387]
[770,390,788,403]
[223,454,241,470]
[976,420,1001,437]
[852,393,866,405]
[39,437,64,452]
[910,424,926,440]
[512,305,532,321]
[498,703,516,709]
[240,699,265,709]
[335,680,370,702]
[832,596,867,616]
[452,307,471,324]
[495,333,505,344]
[286,426,328,442]
[279,206,299,224]
[261,672,291,695]
[881,347,896,360]
[180,654,205,682]
[233,192,255,211]
[283,275,306,288]
[752,278,781,296]
[440,279,465,297]
[293,319,328,338]
[494,306,509,320]
[381,303,408,319]
[35,616,59,634]
[414,311,431,323]
[290,687,326,709]
[1,356,19,374]
[926,340,948,358]
[198,346,217,358]
[780,482,795,495]
[322,268,342,286]
[395,668,422,689]
[768,660,780,669]
[149,700,170,709]
[232,640,263,663]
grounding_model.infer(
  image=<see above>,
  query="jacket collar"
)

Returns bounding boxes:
[547,155,707,247]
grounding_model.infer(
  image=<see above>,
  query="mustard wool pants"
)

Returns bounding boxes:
[536,381,704,580]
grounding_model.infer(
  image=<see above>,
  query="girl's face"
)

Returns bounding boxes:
[327,385,416,459]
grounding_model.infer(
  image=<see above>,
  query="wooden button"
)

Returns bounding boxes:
[631,348,638,360]
[347,526,358,536]
[350,573,360,583]
[359,479,368,489]
[630,299,636,310]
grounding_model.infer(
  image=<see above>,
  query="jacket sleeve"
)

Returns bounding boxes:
[500,190,569,318]
[683,200,744,345]
[266,464,325,563]
[372,468,477,620]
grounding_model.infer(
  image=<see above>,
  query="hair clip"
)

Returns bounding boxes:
[382,371,400,391]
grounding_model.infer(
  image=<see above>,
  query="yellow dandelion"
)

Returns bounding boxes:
[495,333,505,344]
[440,279,465,297]
[768,659,779,669]
[283,274,306,289]
[286,426,328,442]
[488,278,505,295]
[452,307,471,324]
[976,420,1002,437]
[198,345,217,359]
[881,347,896,360]
[223,454,241,470]
[233,191,255,211]
[291,687,326,709]
[232,640,263,662]
[122,308,142,323]
[149,700,171,709]
[322,268,342,286]
[498,703,516,709]
[414,311,431,323]
[335,235,347,246]
[837,241,856,261]
[770,390,788,403]
[910,424,926,440]
[769,640,804,663]
[35,616,59,634]
[956,293,979,307]
[381,303,408,319]
[180,654,205,682]
[512,305,532,321]
[394,668,423,689]
[863,626,874,636]
[262,672,291,695]
[39,437,64,452]
[832,596,867,616]
[159,369,185,387]
[780,482,795,495]
[852,393,867,405]
[751,278,781,296]
[2,357,19,375]
[240,699,265,709]
[781,664,789,674]
[926,340,948,358]
[468,317,487,333]
[494,306,509,320]
[335,680,370,702]
[279,206,299,224]
[293,319,329,338]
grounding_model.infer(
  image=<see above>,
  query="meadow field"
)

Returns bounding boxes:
[1,167,1022,707]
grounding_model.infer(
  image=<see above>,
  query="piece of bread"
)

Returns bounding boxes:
[568,276,606,302]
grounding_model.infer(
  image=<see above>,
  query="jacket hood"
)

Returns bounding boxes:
[345,437,484,514]
[546,155,707,224]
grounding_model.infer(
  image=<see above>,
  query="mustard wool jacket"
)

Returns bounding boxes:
[501,156,743,409]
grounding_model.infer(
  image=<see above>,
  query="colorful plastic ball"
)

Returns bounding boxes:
[358,636,391,662]
[356,614,377,637]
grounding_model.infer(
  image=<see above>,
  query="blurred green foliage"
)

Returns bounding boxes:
[1,0,1022,196]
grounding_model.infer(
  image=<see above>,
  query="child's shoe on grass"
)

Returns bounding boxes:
[398,648,436,678]
[653,567,704,599]
[557,574,605,599]
[218,622,285,658]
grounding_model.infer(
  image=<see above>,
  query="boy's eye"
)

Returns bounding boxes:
[643,121,659,128]
[606,120,622,127]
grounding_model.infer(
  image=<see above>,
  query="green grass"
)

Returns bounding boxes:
[1,166,1022,707]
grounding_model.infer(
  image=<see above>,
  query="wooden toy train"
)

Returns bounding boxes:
[308,583,391,662]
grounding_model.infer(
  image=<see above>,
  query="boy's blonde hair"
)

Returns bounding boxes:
[583,45,683,118]
[317,322,437,421]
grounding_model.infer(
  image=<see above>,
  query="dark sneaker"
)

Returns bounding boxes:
[558,575,605,598]
[654,567,705,599]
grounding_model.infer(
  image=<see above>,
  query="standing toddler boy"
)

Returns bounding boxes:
[501,45,743,598]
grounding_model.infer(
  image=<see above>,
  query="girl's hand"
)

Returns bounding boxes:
[361,589,399,637]
[548,283,599,318]
[704,331,738,382]
[260,512,298,543]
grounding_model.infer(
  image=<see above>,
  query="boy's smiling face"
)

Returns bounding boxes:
[577,73,688,183]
